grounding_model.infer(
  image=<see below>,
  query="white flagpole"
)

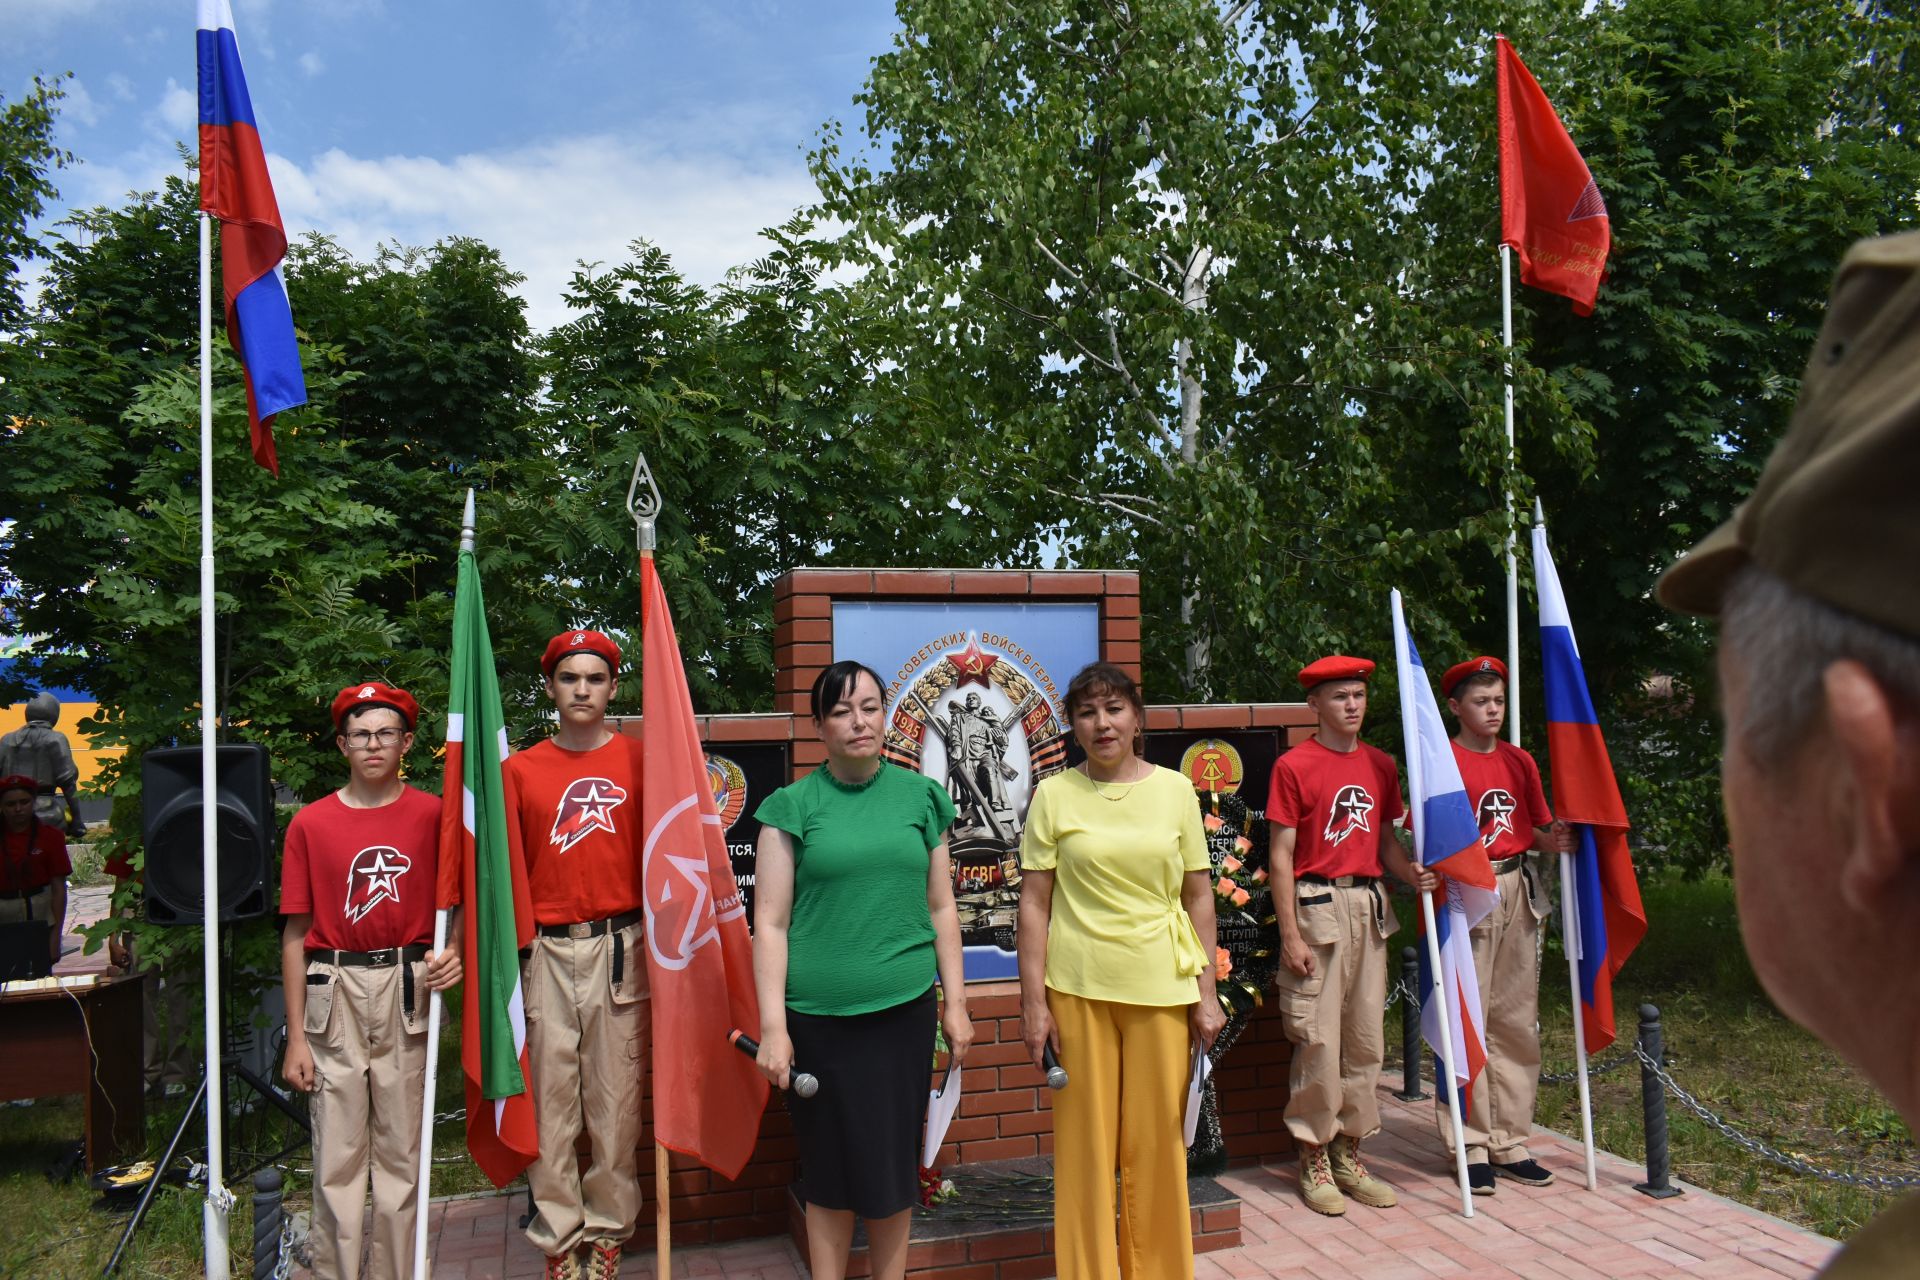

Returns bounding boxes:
[1502,243,1521,747]
[1393,591,1474,1218]
[1559,846,1600,1190]
[198,207,232,1280]
[1420,890,1475,1218]
[413,908,450,1279]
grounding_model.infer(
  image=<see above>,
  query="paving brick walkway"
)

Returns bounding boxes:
[316,1081,1838,1279]
[1203,1090,1837,1280]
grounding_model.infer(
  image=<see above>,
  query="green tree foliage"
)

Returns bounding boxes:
[1515,0,1920,873]
[809,0,1580,702]
[0,75,73,335]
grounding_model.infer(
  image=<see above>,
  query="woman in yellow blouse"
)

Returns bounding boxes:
[1018,661,1224,1280]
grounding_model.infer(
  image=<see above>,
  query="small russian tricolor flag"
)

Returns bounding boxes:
[197,0,306,473]
[1393,590,1498,1114]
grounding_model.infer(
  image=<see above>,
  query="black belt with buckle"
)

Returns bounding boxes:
[1490,854,1527,875]
[535,908,643,940]
[306,943,430,968]
[1297,873,1379,888]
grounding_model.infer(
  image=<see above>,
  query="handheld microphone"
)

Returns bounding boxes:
[729,1030,820,1098]
[1041,1043,1068,1090]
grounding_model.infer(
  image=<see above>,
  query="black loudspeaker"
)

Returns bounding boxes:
[141,744,276,925]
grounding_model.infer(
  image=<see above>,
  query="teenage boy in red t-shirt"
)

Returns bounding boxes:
[1,773,69,971]
[1267,656,1436,1217]
[503,630,648,1280]
[279,683,461,1280]
[1435,656,1573,1194]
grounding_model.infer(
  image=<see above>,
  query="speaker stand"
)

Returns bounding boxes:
[100,941,310,1278]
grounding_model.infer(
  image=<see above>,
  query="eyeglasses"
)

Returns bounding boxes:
[342,728,406,749]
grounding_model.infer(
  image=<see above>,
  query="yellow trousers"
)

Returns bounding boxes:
[1049,990,1193,1280]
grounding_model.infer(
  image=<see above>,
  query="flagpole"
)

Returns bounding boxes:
[197,206,234,1280]
[409,498,471,1279]
[411,907,450,1279]
[627,453,670,1280]
[1559,842,1599,1190]
[1393,592,1474,1219]
[1502,243,1521,747]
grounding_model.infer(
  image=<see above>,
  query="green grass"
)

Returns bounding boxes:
[0,1005,513,1276]
[1381,868,1916,1242]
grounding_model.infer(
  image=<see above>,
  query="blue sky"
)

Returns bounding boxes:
[4,0,902,330]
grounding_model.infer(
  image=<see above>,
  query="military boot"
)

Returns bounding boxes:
[1329,1134,1399,1208]
[1298,1141,1347,1216]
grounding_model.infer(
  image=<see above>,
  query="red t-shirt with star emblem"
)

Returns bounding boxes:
[280,787,451,951]
[1267,737,1407,879]
[503,733,647,926]
[1451,740,1552,860]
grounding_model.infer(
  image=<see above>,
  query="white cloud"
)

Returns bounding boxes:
[152,78,195,138]
[298,51,324,77]
[62,77,103,127]
[269,133,820,332]
[105,73,136,102]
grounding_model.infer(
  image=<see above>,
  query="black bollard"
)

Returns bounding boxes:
[1633,1004,1683,1199]
[252,1167,285,1280]
[1394,947,1427,1101]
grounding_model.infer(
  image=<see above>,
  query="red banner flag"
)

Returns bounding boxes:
[641,554,769,1179]
[1496,34,1610,315]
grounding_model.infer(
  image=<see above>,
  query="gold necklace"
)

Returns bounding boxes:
[1082,762,1145,801]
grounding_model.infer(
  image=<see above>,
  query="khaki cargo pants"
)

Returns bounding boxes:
[1436,859,1552,1165]
[1275,879,1396,1147]
[304,956,429,1280]
[522,920,650,1258]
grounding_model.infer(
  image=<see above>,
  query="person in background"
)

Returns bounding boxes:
[1267,656,1435,1217]
[1018,661,1224,1279]
[1,773,69,971]
[278,682,461,1280]
[1434,656,1573,1193]
[751,660,971,1280]
[1658,231,1920,1278]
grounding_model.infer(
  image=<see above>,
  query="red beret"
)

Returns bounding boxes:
[542,629,622,677]
[1442,655,1508,699]
[331,682,420,732]
[0,775,39,799]
[1298,655,1375,690]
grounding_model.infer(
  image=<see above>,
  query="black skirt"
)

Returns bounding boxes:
[785,987,936,1218]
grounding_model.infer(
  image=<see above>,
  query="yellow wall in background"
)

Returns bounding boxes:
[0,699,121,791]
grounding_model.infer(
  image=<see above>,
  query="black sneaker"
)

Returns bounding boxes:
[1493,1158,1556,1187]
[1467,1162,1496,1195]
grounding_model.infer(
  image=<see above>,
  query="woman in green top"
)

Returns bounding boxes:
[751,660,973,1280]
[1019,661,1225,1280]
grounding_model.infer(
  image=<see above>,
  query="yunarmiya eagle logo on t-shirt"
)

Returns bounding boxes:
[1476,788,1518,848]
[550,777,629,853]
[344,846,411,924]
[1324,784,1374,847]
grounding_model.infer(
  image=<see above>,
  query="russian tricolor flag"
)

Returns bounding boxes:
[1533,524,1646,1051]
[197,0,306,474]
[1392,590,1498,1114]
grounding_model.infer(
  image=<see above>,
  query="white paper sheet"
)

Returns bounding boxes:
[1182,1044,1213,1146]
[922,1062,963,1166]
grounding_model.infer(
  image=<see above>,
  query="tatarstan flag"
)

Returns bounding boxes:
[440,516,539,1185]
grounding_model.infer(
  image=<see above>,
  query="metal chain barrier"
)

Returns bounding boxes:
[1539,1047,1636,1084]
[1634,1040,1920,1192]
